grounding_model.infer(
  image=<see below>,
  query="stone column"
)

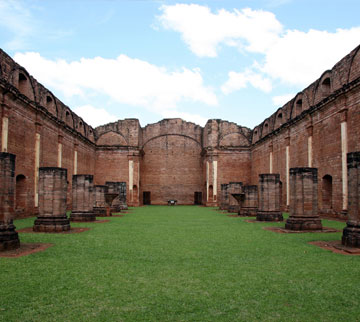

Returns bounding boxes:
[239,185,258,217]
[256,174,283,221]
[342,152,360,247]
[119,182,128,210]
[93,185,108,216]
[219,184,228,210]
[106,182,121,213]
[70,174,96,222]
[227,182,243,213]
[33,167,70,232]
[285,168,322,230]
[0,153,20,250]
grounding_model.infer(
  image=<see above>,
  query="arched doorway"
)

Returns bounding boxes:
[16,174,27,216]
[322,175,332,212]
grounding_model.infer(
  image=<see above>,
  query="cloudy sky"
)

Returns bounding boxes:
[1,0,360,129]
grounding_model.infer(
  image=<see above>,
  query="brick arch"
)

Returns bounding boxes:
[142,134,201,149]
[11,67,36,102]
[62,108,74,128]
[252,126,261,144]
[41,91,58,117]
[348,45,360,83]
[313,70,333,105]
[75,118,85,136]
[96,131,128,146]
[219,132,251,147]
[274,108,285,129]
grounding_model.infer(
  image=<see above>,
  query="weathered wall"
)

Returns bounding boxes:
[1,44,360,217]
[251,45,360,216]
[140,119,203,205]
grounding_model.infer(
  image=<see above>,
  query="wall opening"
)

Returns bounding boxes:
[18,73,28,95]
[16,174,27,215]
[143,191,151,205]
[208,185,213,201]
[322,174,332,210]
[322,77,331,96]
[194,191,202,205]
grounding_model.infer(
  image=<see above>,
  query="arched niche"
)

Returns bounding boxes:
[17,70,35,101]
[96,131,128,146]
[219,132,250,147]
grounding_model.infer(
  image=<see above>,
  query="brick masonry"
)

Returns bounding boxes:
[1,44,360,217]
[285,168,323,230]
[33,167,70,232]
[342,152,360,246]
[256,174,283,221]
[0,152,20,250]
[70,174,96,222]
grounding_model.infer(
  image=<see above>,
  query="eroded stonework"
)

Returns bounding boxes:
[1,44,360,216]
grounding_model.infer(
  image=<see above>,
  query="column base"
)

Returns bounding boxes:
[70,211,96,222]
[285,217,322,231]
[228,205,240,213]
[256,211,283,222]
[239,207,258,217]
[342,221,360,247]
[33,215,71,232]
[93,207,107,217]
[0,222,20,251]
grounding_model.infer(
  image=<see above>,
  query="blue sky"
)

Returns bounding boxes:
[1,0,360,129]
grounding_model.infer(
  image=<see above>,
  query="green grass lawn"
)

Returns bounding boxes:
[1,206,360,321]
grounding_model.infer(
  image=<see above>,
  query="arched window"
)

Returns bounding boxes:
[322,77,331,96]
[18,73,28,95]
[322,175,332,210]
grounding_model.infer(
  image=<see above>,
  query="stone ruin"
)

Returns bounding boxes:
[33,167,70,232]
[219,184,229,211]
[285,168,322,231]
[256,174,283,221]
[93,185,108,217]
[70,175,96,222]
[238,185,258,217]
[0,153,20,250]
[105,181,128,212]
[342,152,360,247]
[227,182,243,213]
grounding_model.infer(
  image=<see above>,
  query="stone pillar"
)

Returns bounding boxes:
[227,182,243,213]
[106,181,128,211]
[33,167,70,232]
[256,174,283,221]
[93,185,108,216]
[70,175,96,222]
[239,185,258,217]
[342,152,360,247]
[0,153,20,250]
[219,184,228,210]
[285,168,322,230]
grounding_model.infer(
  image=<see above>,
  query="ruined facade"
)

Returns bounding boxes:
[1,44,360,218]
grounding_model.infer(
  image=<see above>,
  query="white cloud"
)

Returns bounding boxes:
[158,4,283,57]
[221,69,272,94]
[261,28,360,86]
[13,52,217,114]
[0,0,35,50]
[272,93,295,107]
[73,105,119,128]
[158,4,360,93]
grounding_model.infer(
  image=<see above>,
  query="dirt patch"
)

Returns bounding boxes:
[17,227,90,234]
[92,220,110,223]
[309,241,360,255]
[263,226,339,233]
[227,214,239,217]
[0,243,53,258]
